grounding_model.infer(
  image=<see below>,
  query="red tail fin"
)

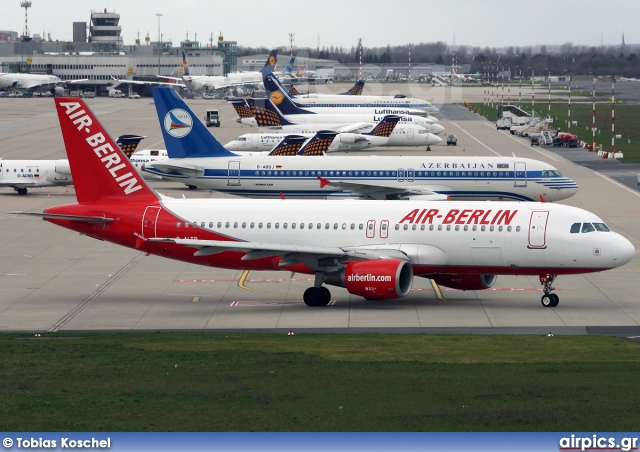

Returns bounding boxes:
[55,98,158,204]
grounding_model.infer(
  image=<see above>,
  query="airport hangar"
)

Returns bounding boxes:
[1,83,639,335]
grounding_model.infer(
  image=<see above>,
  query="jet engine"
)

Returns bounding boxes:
[55,160,71,175]
[334,133,366,144]
[323,259,413,299]
[430,274,497,291]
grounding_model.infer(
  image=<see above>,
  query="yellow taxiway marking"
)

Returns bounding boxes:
[192,296,199,303]
[238,270,296,296]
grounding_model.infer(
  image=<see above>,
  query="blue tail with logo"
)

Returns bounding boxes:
[152,86,237,158]
[260,70,315,116]
[247,97,292,127]
[181,50,190,76]
[282,55,296,74]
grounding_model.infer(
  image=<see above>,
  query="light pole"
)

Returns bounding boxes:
[545,67,551,119]
[592,70,596,152]
[530,66,535,116]
[156,13,163,74]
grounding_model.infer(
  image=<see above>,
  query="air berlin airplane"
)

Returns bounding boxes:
[12,98,635,308]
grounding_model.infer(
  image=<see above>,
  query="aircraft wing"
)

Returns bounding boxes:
[147,237,409,270]
[334,123,373,133]
[62,78,90,84]
[145,163,204,177]
[111,76,186,89]
[316,177,450,200]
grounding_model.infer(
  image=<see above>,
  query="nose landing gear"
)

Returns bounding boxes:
[539,274,559,307]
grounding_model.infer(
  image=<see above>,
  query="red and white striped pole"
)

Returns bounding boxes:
[408,43,411,81]
[547,68,551,119]
[567,67,571,133]
[483,64,486,106]
[531,67,535,116]
[592,71,596,152]
[501,64,504,105]
[507,62,511,104]
[611,72,616,155]
[358,38,362,80]
[519,66,522,107]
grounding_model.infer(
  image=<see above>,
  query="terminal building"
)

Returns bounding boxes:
[0,9,226,96]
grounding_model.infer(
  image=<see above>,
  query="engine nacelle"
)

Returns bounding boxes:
[55,159,71,175]
[336,133,358,144]
[323,259,413,300]
[430,274,497,291]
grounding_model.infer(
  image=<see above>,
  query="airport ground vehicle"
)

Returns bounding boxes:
[496,118,512,130]
[108,89,125,98]
[205,109,220,127]
[530,136,540,146]
[446,134,457,146]
[128,93,140,99]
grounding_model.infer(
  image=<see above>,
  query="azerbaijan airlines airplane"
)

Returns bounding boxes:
[146,87,577,202]
[12,97,634,307]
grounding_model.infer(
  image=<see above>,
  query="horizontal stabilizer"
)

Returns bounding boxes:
[9,212,114,223]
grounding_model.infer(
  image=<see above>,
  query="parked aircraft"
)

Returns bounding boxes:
[225,115,402,154]
[262,69,440,114]
[0,135,165,194]
[13,96,634,308]
[0,73,88,94]
[146,87,576,202]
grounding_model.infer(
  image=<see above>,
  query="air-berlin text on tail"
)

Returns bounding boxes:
[400,208,518,225]
[59,101,143,195]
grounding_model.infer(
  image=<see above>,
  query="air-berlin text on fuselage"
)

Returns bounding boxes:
[400,208,518,225]
[59,102,142,195]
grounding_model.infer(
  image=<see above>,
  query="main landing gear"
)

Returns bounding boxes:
[539,274,559,307]
[14,187,28,195]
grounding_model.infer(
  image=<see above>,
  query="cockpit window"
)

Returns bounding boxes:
[234,137,247,141]
[542,170,562,177]
[593,223,611,232]
[570,223,581,233]
[581,223,595,233]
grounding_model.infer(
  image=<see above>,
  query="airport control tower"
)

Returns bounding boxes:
[88,8,123,52]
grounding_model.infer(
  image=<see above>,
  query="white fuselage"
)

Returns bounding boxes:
[291,93,440,114]
[153,198,633,277]
[0,73,62,90]
[183,72,262,92]
[240,113,441,132]
[0,149,168,193]
[147,156,578,202]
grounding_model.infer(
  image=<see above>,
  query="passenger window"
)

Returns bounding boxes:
[291,223,296,229]
[507,226,512,232]
[200,222,205,227]
[209,222,213,228]
[412,225,416,231]
[446,225,451,231]
[473,225,477,232]
[350,224,355,230]
[225,222,230,228]
[250,222,255,228]
[359,224,364,230]
[516,226,521,232]
[217,222,222,228]
[267,222,271,229]
[317,223,321,229]
[333,223,338,230]
[258,222,263,228]
[481,225,486,231]
[438,225,442,231]
[275,223,279,229]
[464,225,468,231]
[242,222,246,228]
[325,223,330,229]
[234,222,238,228]
[395,224,400,230]
[283,223,288,229]
[403,224,409,231]
[429,225,433,231]
[499,226,503,232]
[342,223,347,230]
[581,223,595,233]
[300,223,304,229]
[455,225,459,231]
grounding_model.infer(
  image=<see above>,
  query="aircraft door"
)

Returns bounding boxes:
[228,161,241,186]
[514,162,527,187]
[408,128,414,139]
[528,211,549,249]
[366,220,376,238]
[251,135,259,149]
[142,206,161,239]
[380,220,389,238]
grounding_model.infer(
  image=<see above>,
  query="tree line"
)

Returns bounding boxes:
[237,42,640,77]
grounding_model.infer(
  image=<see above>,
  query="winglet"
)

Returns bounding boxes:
[317,176,330,188]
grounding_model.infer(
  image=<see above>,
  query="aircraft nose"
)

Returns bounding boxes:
[430,135,443,145]
[432,124,445,135]
[611,234,636,268]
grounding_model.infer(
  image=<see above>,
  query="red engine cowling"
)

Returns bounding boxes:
[430,274,497,291]
[324,259,413,300]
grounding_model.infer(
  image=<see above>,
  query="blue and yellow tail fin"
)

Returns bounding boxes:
[363,115,400,137]
[267,135,308,156]
[298,131,338,156]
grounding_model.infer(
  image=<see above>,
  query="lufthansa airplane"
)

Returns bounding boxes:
[146,87,577,202]
[12,97,634,308]
[262,69,440,114]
